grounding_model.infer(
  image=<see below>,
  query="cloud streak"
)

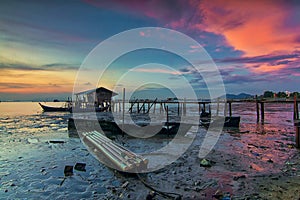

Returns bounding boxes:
[0,61,79,71]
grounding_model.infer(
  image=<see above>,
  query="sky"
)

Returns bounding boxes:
[1,0,300,101]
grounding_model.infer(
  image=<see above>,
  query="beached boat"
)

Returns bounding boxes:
[68,118,193,138]
[200,111,240,128]
[38,102,71,112]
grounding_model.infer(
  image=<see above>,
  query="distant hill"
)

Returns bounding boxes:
[226,93,253,99]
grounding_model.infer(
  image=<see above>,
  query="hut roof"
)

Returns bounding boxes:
[75,87,118,96]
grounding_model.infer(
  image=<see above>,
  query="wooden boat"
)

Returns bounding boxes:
[200,111,240,128]
[38,102,71,112]
[68,118,193,138]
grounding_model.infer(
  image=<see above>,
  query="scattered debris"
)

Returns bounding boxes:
[27,138,39,144]
[213,190,232,200]
[64,165,73,176]
[121,181,129,188]
[200,159,213,167]
[74,163,86,172]
[49,140,65,144]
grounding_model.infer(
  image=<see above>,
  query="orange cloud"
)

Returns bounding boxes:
[197,0,300,56]
[0,69,75,94]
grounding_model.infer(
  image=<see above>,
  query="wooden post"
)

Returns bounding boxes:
[256,95,260,123]
[122,88,125,137]
[153,103,156,113]
[203,103,206,112]
[198,102,201,114]
[294,95,299,120]
[224,101,228,117]
[295,122,300,148]
[260,102,264,123]
[119,101,121,112]
[111,101,114,112]
[137,102,140,113]
[229,102,232,117]
[216,98,220,116]
[177,102,180,116]
[297,101,299,120]
[166,106,169,131]
[183,98,186,116]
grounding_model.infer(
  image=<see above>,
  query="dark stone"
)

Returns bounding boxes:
[64,165,73,176]
[175,196,182,200]
[49,140,65,144]
[74,163,86,172]
[233,175,246,181]
[146,191,156,200]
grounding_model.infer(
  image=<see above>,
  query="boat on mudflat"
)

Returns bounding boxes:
[38,102,71,112]
[68,117,193,138]
[200,111,240,128]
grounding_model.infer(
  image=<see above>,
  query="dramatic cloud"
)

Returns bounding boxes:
[191,1,300,56]
[87,0,300,76]
[218,53,300,65]
[1,0,299,98]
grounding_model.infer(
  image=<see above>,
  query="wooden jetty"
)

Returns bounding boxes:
[80,131,148,172]
[111,97,299,123]
[110,96,300,147]
[70,87,300,148]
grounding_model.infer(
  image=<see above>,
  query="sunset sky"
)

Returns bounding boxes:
[1,0,300,100]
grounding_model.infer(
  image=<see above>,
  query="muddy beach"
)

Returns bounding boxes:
[0,102,299,199]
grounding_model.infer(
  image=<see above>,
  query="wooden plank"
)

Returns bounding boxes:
[81,131,148,172]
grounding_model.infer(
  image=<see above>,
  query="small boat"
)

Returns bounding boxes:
[200,110,240,128]
[68,118,193,138]
[39,102,71,112]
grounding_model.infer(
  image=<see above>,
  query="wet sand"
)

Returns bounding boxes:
[1,124,299,199]
[0,102,299,199]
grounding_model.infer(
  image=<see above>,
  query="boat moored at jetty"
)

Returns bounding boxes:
[38,102,72,112]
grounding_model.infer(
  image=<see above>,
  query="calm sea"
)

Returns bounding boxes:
[0,102,71,135]
[0,101,296,135]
